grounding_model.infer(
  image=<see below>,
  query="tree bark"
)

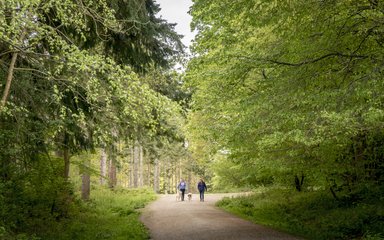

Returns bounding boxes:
[294,174,305,192]
[130,146,134,187]
[63,132,70,180]
[108,157,117,188]
[63,148,70,179]
[100,147,107,185]
[133,140,140,188]
[188,170,192,194]
[1,28,26,109]
[139,144,143,187]
[1,52,19,108]
[166,160,170,194]
[154,158,160,193]
[147,160,151,186]
[81,159,90,201]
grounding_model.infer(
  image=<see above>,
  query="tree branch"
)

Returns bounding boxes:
[234,52,369,68]
[266,52,368,67]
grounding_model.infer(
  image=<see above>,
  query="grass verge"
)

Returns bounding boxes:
[216,188,384,240]
[54,187,157,240]
[1,187,157,240]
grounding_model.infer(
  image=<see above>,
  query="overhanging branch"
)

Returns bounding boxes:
[234,52,369,67]
[266,52,369,66]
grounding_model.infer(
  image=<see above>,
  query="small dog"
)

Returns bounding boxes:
[187,192,192,201]
[176,191,181,201]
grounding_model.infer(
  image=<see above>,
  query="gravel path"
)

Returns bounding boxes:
[140,193,303,240]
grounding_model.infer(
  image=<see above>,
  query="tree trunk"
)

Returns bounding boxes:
[129,146,134,188]
[108,158,117,188]
[139,144,143,187]
[166,160,170,194]
[100,147,107,185]
[154,158,160,193]
[81,159,90,201]
[133,140,140,188]
[1,52,18,108]
[330,186,339,200]
[63,148,70,179]
[178,159,181,183]
[147,160,151,187]
[188,169,192,193]
[63,132,70,179]
[294,174,305,192]
[1,29,26,109]
[107,144,117,189]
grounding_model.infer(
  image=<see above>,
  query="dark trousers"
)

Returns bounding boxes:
[199,190,205,201]
[180,189,185,201]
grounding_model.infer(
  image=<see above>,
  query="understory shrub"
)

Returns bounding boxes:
[217,188,384,240]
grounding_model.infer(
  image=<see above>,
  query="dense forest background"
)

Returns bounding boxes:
[1,0,384,239]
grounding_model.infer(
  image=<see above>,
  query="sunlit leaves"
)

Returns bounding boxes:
[187,0,384,189]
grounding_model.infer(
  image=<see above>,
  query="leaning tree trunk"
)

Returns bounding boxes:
[1,52,18,108]
[1,29,26,109]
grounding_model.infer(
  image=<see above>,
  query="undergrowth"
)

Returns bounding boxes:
[1,187,156,240]
[217,188,384,240]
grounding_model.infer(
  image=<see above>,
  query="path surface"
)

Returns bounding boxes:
[140,193,303,240]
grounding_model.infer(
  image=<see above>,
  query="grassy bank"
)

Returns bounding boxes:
[1,187,156,240]
[217,188,384,240]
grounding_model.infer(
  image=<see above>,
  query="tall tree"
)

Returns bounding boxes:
[0,0,185,235]
[187,0,384,194]
[104,0,185,72]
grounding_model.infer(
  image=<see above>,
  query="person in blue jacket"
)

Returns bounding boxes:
[178,179,187,201]
[197,179,207,202]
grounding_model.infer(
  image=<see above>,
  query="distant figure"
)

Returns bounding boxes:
[197,179,207,202]
[178,179,187,201]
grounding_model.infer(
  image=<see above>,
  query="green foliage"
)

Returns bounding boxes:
[0,0,185,238]
[1,187,156,240]
[0,154,75,238]
[217,188,384,240]
[45,187,156,240]
[187,0,384,202]
[326,129,384,202]
[104,0,185,72]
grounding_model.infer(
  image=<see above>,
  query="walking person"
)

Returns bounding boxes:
[178,179,187,201]
[197,179,207,202]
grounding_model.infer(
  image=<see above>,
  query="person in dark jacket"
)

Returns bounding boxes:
[197,179,207,202]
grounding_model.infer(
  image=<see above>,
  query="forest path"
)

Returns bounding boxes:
[140,193,303,240]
